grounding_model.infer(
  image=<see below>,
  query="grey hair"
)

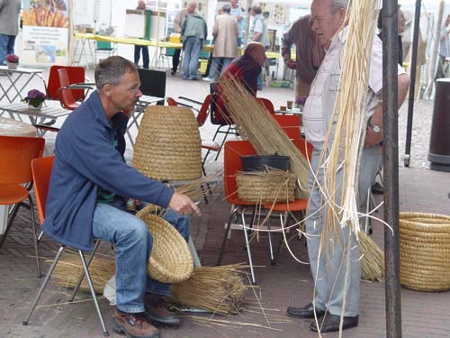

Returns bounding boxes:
[95,56,137,90]
[330,0,349,12]
[222,4,231,13]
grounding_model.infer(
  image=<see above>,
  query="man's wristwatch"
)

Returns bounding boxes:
[368,117,382,133]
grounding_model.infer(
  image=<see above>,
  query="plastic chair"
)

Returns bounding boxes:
[57,68,81,111]
[216,140,259,284]
[272,114,301,139]
[0,136,45,277]
[46,65,86,102]
[258,97,275,114]
[22,156,109,336]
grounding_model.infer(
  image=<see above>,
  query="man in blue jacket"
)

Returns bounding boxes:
[44,56,200,338]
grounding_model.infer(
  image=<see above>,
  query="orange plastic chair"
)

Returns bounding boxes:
[257,97,275,114]
[57,68,81,111]
[217,140,259,283]
[272,114,302,139]
[23,156,109,336]
[46,65,86,101]
[0,135,45,277]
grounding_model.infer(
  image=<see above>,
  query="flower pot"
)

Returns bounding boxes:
[6,61,18,70]
[28,103,42,110]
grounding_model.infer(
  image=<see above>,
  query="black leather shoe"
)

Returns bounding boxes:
[310,313,359,332]
[287,303,326,319]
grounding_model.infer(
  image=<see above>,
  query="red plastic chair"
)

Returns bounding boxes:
[57,68,81,110]
[23,156,109,336]
[258,97,275,114]
[272,114,302,139]
[46,65,86,101]
[0,135,45,277]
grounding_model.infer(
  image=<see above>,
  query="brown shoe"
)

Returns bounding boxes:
[113,309,160,338]
[144,294,180,327]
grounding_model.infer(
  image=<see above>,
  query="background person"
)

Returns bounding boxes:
[171,3,190,75]
[134,0,150,69]
[181,1,207,80]
[437,14,450,79]
[0,0,21,65]
[44,56,200,338]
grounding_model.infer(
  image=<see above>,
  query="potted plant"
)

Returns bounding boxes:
[5,54,19,69]
[23,89,46,110]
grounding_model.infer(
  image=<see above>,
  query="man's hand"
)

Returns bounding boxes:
[168,192,201,216]
[286,59,296,69]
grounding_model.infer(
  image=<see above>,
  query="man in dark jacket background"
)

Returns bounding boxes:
[44,56,200,338]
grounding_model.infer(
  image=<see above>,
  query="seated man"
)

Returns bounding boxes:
[212,42,267,124]
[44,56,200,338]
[219,41,267,95]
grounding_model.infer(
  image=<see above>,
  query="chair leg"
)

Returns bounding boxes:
[78,250,109,337]
[241,211,256,284]
[267,218,275,265]
[69,240,101,302]
[216,207,238,266]
[0,203,22,250]
[28,196,41,278]
[23,246,65,326]
[274,212,289,263]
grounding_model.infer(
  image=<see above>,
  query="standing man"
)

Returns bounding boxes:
[249,5,269,90]
[44,56,200,338]
[230,0,244,46]
[282,14,325,102]
[171,4,189,75]
[181,1,207,80]
[208,4,239,81]
[0,0,21,65]
[437,14,450,79]
[286,0,410,333]
[134,0,150,69]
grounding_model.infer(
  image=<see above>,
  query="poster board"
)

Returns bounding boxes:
[21,0,70,66]
[125,9,146,38]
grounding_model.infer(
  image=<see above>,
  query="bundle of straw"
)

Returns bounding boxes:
[320,0,380,238]
[50,253,115,294]
[171,265,248,315]
[359,232,384,281]
[219,77,310,197]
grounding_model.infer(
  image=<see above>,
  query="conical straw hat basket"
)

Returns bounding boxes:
[136,205,194,283]
[133,106,202,181]
[399,212,450,291]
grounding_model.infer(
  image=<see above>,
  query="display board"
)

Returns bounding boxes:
[21,0,70,65]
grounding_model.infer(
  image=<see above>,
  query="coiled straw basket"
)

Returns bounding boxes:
[136,205,193,283]
[133,106,202,181]
[400,212,450,291]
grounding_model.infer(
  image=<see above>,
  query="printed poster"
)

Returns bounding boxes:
[21,0,70,65]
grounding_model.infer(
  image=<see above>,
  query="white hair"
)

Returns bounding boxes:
[331,0,349,12]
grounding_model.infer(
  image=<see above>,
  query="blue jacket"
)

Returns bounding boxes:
[43,91,174,251]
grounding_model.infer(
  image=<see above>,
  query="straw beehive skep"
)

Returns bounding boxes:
[133,105,202,181]
[219,77,310,197]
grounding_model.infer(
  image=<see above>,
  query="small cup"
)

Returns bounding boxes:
[287,100,293,110]
[280,106,287,112]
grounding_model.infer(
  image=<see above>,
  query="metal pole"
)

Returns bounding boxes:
[382,1,402,337]
[404,0,422,167]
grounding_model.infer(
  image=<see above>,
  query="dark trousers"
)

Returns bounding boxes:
[134,45,149,69]
[172,48,181,73]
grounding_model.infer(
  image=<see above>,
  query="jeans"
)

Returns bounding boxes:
[0,34,16,65]
[172,48,181,73]
[209,57,233,81]
[182,37,202,80]
[305,142,382,317]
[92,203,190,313]
[134,45,149,69]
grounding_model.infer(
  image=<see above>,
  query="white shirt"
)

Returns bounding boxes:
[302,28,404,143]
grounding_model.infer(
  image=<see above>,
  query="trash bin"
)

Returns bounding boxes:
[428,78,450,172]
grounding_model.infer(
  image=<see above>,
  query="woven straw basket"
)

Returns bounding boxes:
[133,106,202,181]
[400,212,450,291]
[136,206,193,283]
[236,170,295,203]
